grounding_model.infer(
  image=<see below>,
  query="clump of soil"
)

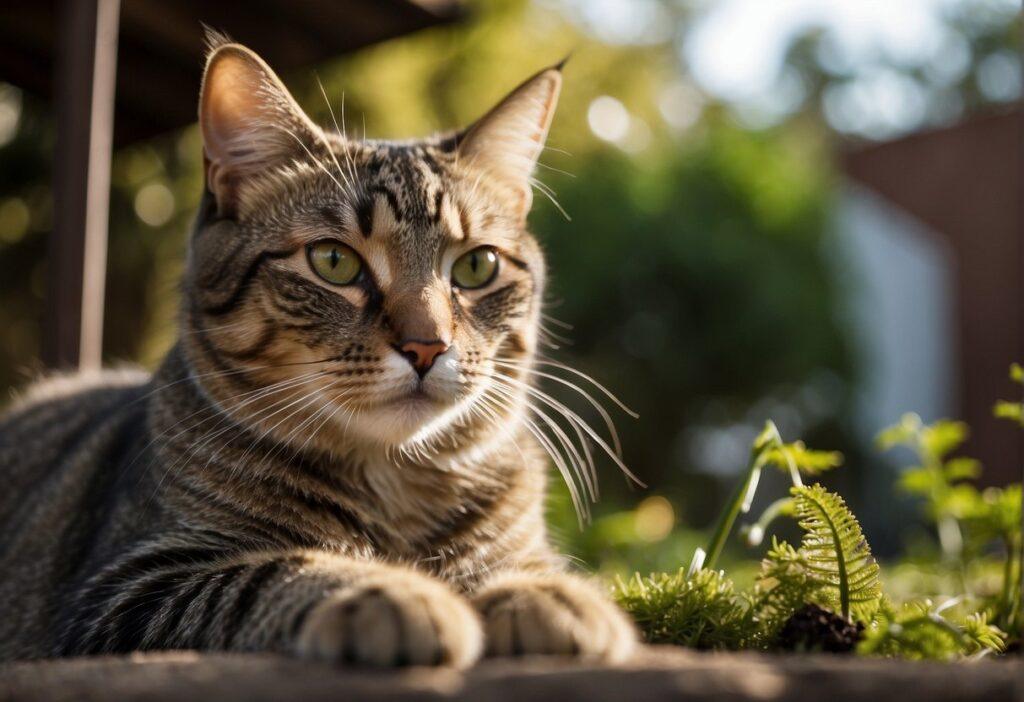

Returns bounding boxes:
[777,603,864,653]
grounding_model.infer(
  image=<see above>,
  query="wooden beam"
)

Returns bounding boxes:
[43,0,120,370]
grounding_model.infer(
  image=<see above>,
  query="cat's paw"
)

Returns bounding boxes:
[294,575,483,668]
[472,573,637,662]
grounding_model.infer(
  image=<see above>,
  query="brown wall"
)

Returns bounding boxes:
[844,108,1023,485]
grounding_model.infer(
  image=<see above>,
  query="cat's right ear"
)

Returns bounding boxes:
[199,43,320,216]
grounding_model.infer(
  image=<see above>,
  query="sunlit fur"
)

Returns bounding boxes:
[0,38,636,666]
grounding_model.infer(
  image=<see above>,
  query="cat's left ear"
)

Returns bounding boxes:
[199,41,322,215]
[457,64,563,219]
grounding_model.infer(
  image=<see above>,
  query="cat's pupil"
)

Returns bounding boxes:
[330,248,339,269]
[469,253,479,272]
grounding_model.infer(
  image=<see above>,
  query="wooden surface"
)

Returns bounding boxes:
[0,648,1019,702]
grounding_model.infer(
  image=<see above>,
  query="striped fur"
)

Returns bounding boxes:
[0,40,635,667]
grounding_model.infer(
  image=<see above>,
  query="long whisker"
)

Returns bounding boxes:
[493,358,626,457]
[483,386,588,525]
[528,357,639,418]
[487,377,598,502]
[248,379,351,476]
[489,370,644,488]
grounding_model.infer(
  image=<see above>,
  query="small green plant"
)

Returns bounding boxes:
[703,420,841,570]
[612,414,1013,659]
[877,368,1023,642]
[993,362,1024,639]
[858,599,1005,660]
[876,413,973,560]
[788,484,881,622]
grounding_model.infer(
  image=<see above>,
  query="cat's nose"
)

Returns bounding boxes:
[395,339,449,377]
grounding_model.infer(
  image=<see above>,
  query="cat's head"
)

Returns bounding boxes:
[181,39,561,452]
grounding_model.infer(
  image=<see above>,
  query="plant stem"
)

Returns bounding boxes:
[705,448,764,570]
[743,497,795,547]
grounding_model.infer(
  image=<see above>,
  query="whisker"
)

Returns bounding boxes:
[484,387,588,525]
[488,370,644,488]
[493,358,625,457]
[527,357,638,418]
[487,377,598,502]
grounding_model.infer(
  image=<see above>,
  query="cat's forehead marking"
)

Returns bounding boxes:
[348,144,462,243]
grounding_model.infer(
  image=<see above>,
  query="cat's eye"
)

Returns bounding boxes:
[451,247,499,290]
[307,241,362,286]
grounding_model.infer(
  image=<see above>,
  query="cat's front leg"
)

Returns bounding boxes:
[471,571,637,661]
[59,547,482,668]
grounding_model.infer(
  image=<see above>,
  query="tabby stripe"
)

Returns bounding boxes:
[505,255,530,271]
[57,546,226,654]
[199,237,248,294]
[192,319,259,391]
[431,189,445,223]
[199,253,264,316]
[103,569,190,653]
[199,249,293,316]
[370,186,403,222]
[356,195,374,237]
[222,560,285,649]
[254,472,376,548]
[143,572,220,648]
[318,205,346,232]
[188,564,248,649]
[477,282,519,305]
[52,405,149,609]
[285,599,319,644]
[177,481,317,548]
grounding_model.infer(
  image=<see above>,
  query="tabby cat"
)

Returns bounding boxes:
[0,36,637,667]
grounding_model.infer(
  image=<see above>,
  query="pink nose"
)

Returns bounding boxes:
[396,339,449,377]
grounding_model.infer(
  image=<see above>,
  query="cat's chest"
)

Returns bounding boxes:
[335,451,519,560]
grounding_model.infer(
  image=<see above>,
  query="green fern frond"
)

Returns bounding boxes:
[791,484,882,622]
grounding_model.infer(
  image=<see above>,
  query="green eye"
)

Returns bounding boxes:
[307,241,362,285]
[451,247,499,289]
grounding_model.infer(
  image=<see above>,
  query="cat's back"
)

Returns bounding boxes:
[0,368,152,659]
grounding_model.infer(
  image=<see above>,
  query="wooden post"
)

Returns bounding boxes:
[43,0,120,370]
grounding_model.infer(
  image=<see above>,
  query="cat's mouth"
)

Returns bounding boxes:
[393,386,439,403]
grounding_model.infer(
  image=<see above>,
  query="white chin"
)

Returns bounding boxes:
[341,393,475,448]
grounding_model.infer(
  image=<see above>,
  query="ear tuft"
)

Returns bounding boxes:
[458,65,563,219]
[202,26,234,56]
[199,43,319,215]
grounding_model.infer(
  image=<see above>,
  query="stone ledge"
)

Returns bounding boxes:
[0,647,1019,702]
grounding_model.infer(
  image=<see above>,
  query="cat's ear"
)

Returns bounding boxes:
[199,42,320,215]
[457,64,563,219]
